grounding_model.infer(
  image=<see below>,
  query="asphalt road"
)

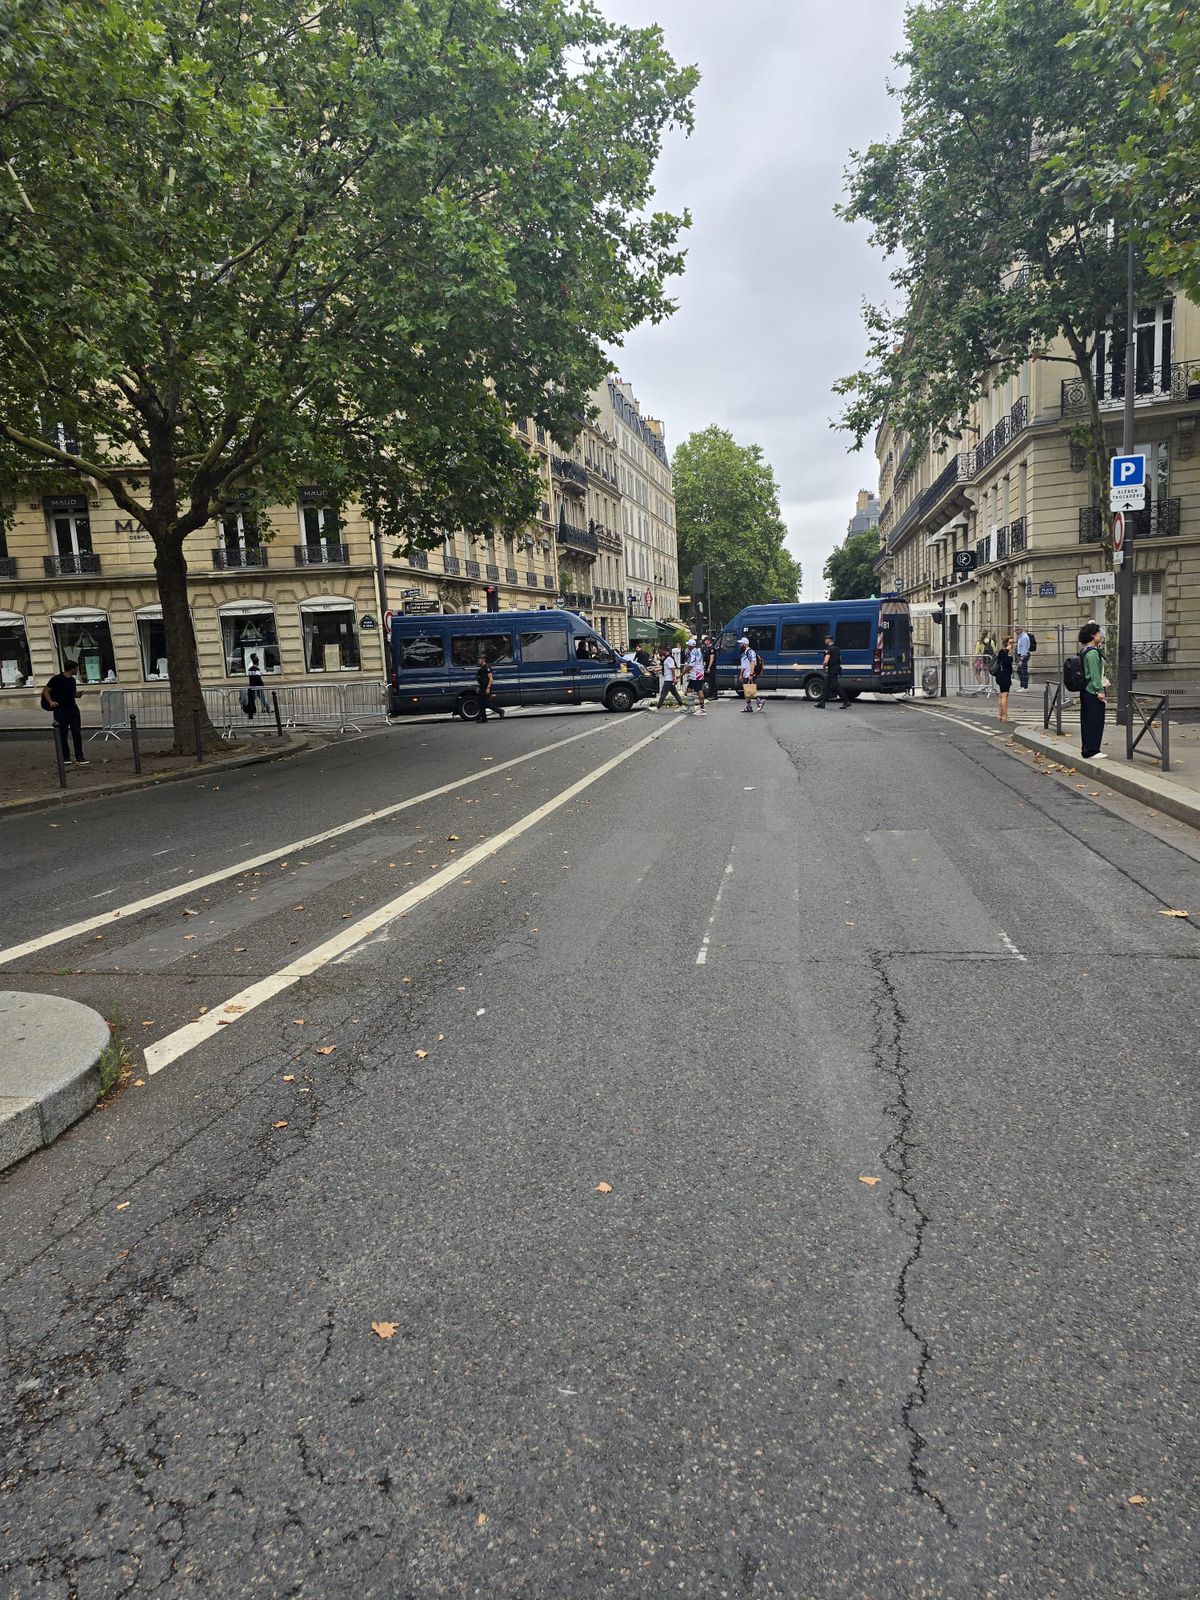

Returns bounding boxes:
[1,695,1197,1598]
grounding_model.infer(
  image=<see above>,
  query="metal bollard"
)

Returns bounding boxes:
[272,690,283,738]
[52,724,67,789]
[193,708,204,764]
[130,713,143,775]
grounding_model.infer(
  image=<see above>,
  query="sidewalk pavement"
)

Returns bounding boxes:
[929,686,1200,831]
[0,730,314,815]
[0,991,111,1173]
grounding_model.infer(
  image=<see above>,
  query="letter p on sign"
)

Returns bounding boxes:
[1111,454,1145,488]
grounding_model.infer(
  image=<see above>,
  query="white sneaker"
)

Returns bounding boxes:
[1091,751,1108,760]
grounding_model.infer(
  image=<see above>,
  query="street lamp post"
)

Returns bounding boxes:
[1116,238,1136,722]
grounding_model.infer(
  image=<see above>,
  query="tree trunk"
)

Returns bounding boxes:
[1065,330,1119,647]
[154,536,223,755]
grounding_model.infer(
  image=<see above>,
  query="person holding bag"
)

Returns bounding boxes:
[994,636,1014,722]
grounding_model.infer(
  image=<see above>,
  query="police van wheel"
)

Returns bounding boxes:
[605,684,636,713]
[457,694,481,720]
[803,677,824,702]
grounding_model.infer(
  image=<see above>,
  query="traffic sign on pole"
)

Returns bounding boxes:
[1113,511,1125,568]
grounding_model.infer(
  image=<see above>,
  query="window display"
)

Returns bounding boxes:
[0,615,31,687]
[220,607,281,675]
[52,612,116,682]
[300,602,359,671]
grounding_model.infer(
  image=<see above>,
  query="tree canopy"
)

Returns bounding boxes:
[0,0,697,742]
[823,528,881,601]
[672,426,800,627]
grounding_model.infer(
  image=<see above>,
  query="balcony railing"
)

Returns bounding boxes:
[45,550,102,576]
[294,542,349,565]
[485,563,499,581]
[1009,515,1026,552]
[974,396,1029,475]
[212,546,266,570]
[505,566,518,585]
[1079,498,1181,542]
[1133,639,1170,665]
[996,524,1010,560]
[465,558,481,579]
[552,456,588,491]
[543,574,555,589]
[0,556,16,579]
[560,590,591,609]
[924,450,974,513]
[1062,361,1200,418]
[526,571,538,588]
[442,553,461,575]
[558,523,599,556]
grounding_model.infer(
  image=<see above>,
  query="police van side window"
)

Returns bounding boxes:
[835,620,872,651]
[520,630,568,662]
[719,630,737,650]
[780,622,826,652]
[747,625,776,654]
[400,634,445,668]
[450,634,514,667]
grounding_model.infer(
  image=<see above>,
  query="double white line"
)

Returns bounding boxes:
[144,717,679,1073]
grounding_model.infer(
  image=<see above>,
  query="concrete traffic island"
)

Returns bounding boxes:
[0,991,111,1173]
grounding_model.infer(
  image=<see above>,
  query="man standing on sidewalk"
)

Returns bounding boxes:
[1015,626,1031,691]
[1078,622,1106,759]
[43,660,89,767]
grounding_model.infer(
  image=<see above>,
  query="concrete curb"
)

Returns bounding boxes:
[0,991,111,1174]
[1011,726,1200,830]
[0,735,317,819]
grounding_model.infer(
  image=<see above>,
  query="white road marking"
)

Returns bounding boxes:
[0,719,629,967]
[143,717,679,1075]
[90,889,117,900]
[999,930,1027,963]
[696,857,734,966]
[900,703,1001,738]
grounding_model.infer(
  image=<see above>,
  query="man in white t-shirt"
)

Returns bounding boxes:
[655,645,685,709]
[739,637,762,712]
[684,637,707,714]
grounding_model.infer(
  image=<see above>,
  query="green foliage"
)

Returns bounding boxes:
[1064,0,1200,306]
[823,528,881,601]
[835,0,1133,463]
[0,0,697,738]
[672,425,800,625]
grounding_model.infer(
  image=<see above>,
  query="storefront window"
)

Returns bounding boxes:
[53,615,116,682]
[138,616,170,679]
[301,605,360,671]
[0,617,32,687]
[220,609,281,676]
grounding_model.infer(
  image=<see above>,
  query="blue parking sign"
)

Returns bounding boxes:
[1110,454,1145,488]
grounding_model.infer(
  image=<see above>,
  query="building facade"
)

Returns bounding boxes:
[0,390,681,704]
[875,290,1200,687]
[593,376,679,637]
[846,489,881,539]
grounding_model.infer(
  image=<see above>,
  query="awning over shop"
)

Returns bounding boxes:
[627,616,659,641]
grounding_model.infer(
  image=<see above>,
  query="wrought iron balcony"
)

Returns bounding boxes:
[1009,516,1026,552]
[1079,498,1181,542]
[442,553,461,575]
[1062,361,1200,418]
[485,563,499,581]
[526,571,538,587]
[923,451,974,514]
[212,546,266,570]
[294,542,348,565]
[558,522,598,556]
[543,574,555,589]
[552,456,588,491]
[44,550,102,576]
[973,397,1029,475]
[1133,639,1170,665]
[0,556,16,579]
[465,558,481,579]
[505,566,518,584]
[560,590,591,609]
[995,524,1010,560]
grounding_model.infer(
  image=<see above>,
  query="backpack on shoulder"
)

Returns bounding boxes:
[1062,654,1086,693]
[1027,632,1037,653]
[40,682,55,711]
[752,652,765,679]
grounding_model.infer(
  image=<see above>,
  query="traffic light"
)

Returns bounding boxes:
[485,585,499,613]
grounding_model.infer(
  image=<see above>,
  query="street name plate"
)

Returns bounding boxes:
[1077,571,1116,598]
[1111,484,1146,511]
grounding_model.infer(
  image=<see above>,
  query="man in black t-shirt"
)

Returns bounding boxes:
[44,659,90,763]
[817,636,850,709]
[474,655,505,723]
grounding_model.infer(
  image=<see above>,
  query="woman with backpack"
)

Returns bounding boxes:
[1076,621,1106,759]
[994,635,1014,722]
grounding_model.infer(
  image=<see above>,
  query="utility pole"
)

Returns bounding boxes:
[371,528,391,676]
[1116,238,1136,721]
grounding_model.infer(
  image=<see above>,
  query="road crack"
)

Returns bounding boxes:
[869,953,954,1526]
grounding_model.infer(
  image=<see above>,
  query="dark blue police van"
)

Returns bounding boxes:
[716,597,913,700]
[388,609,654,719]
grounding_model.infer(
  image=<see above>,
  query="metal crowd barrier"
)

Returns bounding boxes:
[91,681,391,740]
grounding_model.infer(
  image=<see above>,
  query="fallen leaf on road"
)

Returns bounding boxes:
[133,1079,145,1087]
[401,977,412,984]
[182,908,199,917]
[233,946,247,953]
[482,756,494,761]
[456,986,466,992]
[858,1175,881,1187]
[415,1049,429,1059]
[224,1004,246,1013]
[198,1006,208,1014]
[476,1512,488,1527]
[182,934,196,941]
[371,1321,398,1339]
[460,878,471,884]
[594,1182,613,1194]
[115,1201,131,1211]
[292,1018,305,1025]
[437,1033,445,1042]
[1159,909,1190,918]
[141,1020,154,1026]
[282,1075,295,1083]
[315,1045,336,1055]
[1127,1495,1147,1505]
[292,904,305,911]
[272,1120,288,1130]
[447,834,460,841]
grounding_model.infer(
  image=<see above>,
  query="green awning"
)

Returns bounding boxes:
[627,616,659,642]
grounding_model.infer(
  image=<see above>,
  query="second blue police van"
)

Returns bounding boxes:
[716,597,913,699]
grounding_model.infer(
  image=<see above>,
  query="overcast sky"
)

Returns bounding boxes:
[597,0,907,597]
